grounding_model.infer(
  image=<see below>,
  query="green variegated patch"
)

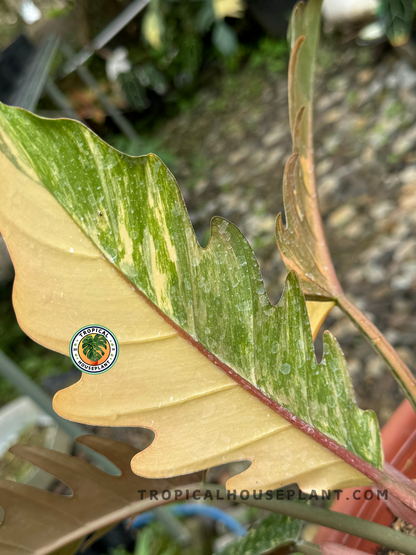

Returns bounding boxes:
[219,513,302,555]
[0,102,382,469]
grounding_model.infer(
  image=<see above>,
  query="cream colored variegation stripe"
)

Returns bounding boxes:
[0,144,369,493]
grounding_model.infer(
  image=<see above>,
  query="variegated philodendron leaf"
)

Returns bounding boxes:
[219,513,302,555]
[0,102,382,472]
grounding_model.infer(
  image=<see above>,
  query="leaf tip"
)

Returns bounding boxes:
[285,270,303,294]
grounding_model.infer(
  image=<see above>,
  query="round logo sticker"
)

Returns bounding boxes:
[70,326,119,374]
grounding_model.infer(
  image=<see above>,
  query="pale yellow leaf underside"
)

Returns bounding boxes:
[0,146,368,493]
[306,301,335,341]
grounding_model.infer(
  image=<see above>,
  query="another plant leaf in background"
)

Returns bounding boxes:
[142,0,165,51]
[0,435,202,555]
[219,513,302,555]
[212,0,245,19]
[276,0,340,323]
[0,102,382,494]
[378,0,415,47]
[197,3,216,33]
[212,21,239,56]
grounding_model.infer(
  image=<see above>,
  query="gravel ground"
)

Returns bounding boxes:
[157,38,416,426]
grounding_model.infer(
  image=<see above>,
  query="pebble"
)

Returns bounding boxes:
[364,263,385,284]
[369,201,394,220]
[319,176,339,198]
[394,238,416,262]
[344,218,366,239]
[347,357,362,376]
[392,123,416,155]
[385,61,416,90]
[365,356,385,379]
[357,68,374,84]
[328,205,357,228]
[262,146,285,170]
[399,165,416,183]
[391,262,416,290]
[315,158,333,176]
[261,125,286,147]
[195,179,209,193]
[228,146,250,166]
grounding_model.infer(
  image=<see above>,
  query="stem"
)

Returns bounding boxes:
[336,294,416,413]
[381,463,416,512]
[203,485,416,555]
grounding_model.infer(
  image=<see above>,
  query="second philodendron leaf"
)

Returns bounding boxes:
[278,0,416,413]
[277,0,342,314]
[0,102,381,493]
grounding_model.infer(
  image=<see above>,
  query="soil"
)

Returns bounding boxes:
[378,518,416,555]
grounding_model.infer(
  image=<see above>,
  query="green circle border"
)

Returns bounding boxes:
[69,325,119,375]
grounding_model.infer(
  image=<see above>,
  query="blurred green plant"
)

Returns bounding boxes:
[46,0,76,20]
[105,548,132,555]
[358,0,415,47]
[219,513,302,555]
[114,0,246,113]
[377,0,415,46]
[249,37,289,74]
[133,524,181,555]
[0,283,72,406]
[142,0,243,57]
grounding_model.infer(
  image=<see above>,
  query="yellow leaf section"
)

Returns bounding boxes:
[0,145,369,493]
[142,9,164,51]
[307,301,335,341]
[212,0,244,19]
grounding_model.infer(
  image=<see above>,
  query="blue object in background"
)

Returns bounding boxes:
[131,503,247,537]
